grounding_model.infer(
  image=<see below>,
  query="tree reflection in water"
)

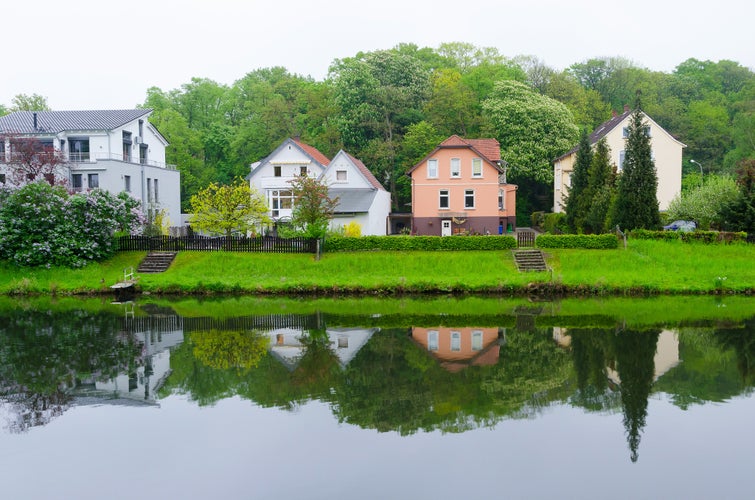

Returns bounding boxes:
[0,297,754,466]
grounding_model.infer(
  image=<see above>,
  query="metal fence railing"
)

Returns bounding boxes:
[117,235,318,254]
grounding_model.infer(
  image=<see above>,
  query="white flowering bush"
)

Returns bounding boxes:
[0,182,144,268]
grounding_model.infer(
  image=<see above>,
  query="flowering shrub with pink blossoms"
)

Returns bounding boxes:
[0,182,145,268]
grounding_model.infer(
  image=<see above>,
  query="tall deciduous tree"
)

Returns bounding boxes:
[10,94,51,112]
[189,179,269,238]
[482,80,579,217]
[613,98,661,230]
[0,135,68,186]
[563,129,592,232]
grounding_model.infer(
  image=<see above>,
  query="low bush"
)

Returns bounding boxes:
[536,234,619,249]
[323,235,517,252]
[629,229,748,244]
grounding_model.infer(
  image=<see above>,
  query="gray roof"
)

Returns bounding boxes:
[330,188,377,213]
[0,109,152,134]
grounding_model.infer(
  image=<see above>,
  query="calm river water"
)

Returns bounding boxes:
[0,295,753,500]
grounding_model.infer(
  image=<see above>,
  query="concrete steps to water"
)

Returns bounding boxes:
[137,252,177,273]
[513,249,547,272]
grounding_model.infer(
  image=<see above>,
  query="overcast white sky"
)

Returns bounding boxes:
[3,0,754,110]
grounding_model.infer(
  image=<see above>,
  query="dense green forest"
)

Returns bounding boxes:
[6,43,755,220]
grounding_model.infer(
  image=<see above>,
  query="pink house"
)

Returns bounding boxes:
[408,135,516,236]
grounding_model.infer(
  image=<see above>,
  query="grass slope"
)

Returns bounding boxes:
[0,240,753,295]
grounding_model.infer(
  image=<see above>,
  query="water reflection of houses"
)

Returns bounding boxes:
[552,328,681,382]
[411,327,505,372]
[73,308,184,405]
[182,313,378,371]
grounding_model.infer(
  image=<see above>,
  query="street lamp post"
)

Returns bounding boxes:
[690,159,703,187]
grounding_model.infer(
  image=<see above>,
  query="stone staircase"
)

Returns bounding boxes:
[137,252,177,273]
[513,249,547,272]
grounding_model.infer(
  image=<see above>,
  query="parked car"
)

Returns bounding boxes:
[663,220,697,232]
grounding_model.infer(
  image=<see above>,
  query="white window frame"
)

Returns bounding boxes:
[335,170,348,182]
[498,189,505,211]
[450,331,461,352]
[88,173,99,189]
[450,158,461,178]
[619,150,626,171]
[471,158,483,178]
[439,189,450,209]
[464,189,475,209]
[472,330,483,351]
[428,330,439,351]
[427,159,438,178]
[124,175,131,193]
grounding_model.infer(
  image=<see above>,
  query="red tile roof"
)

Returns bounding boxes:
[293,138,330,166]
[408,135,503,174]
[347,153,386,191]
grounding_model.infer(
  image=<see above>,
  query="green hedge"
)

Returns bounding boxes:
[629,229,748,244]
[323,235,517,252]
[536,234,619,249]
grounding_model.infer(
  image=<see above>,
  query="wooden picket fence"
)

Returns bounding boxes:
[117,235,318,254]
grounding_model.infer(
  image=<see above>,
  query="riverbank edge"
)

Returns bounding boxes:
[4,281,754,298]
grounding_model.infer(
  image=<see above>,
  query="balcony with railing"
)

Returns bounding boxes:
[68,152,176,170]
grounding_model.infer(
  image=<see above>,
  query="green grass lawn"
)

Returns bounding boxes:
[0,240,753,295]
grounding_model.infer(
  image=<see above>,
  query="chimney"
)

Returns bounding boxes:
[33,112,38,130]
[624,104,630,113]
[611,109,617,118]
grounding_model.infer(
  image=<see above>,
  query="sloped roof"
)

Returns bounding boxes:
[554,109,633,161]
[293,138,330,167]
[329,188,378,213]
[408,135,503,175]
[345,152,386,191]
[0,109,153,134]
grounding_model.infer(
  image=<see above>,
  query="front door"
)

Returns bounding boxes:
[441,219,452,237]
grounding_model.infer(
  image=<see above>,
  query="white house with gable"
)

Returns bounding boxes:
[0,109,181,226]
[322,150,391,235]
[248,137,390,235]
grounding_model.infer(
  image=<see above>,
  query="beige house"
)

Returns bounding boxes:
[553,107,685,213]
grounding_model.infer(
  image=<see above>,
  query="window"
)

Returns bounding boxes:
[450,158,460,177]
[472,158,483,177]
[337,336,349,349]
[428,330,439,351]
[88,173,99,189]
[300,166,308,176]
[273,165,282,177]
[270,189,294,217]
[139,144,148,165]
[124,175,131,192]
[69,138,90,162]
[498,189,505,211]
[464,189,475,209]
[427,159,438,178]
[619,150,626,170]
[451,331,461,352]
[122,131,132,162]
[623,125,651,137]
[147,178,153,202]
[439,189,449,209]
[154,179,159,203]
[472,331,483,351]
[336,170,347,182]
[72,174,83,190]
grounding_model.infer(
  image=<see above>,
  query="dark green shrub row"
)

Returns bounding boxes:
[629,229,748,244]
[323,235,517,252]
[536,234,619,249]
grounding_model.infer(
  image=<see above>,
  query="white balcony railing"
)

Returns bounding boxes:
[68,152,177,170]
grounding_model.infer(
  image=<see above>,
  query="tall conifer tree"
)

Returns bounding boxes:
[564,128,592,232]
[584,138,615,233]
[612,95,661,230]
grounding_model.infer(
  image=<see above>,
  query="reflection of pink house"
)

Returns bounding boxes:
[411,327,503,372]
[408,135,517,236]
